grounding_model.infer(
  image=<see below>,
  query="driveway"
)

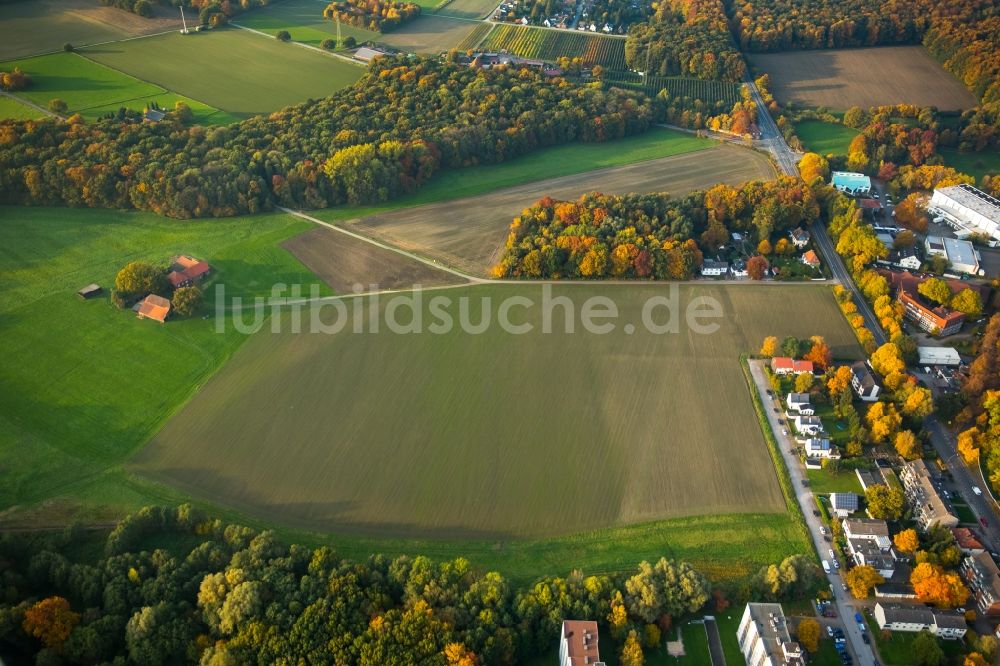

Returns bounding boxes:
[748,360,878,666]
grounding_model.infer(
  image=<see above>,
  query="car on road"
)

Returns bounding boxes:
[782,429,788,436]
[814,510,821,517]
[827,626,834,637]
[973,486,983,496]
[766,389,773,396]
[822,560,831,574]
[842,583,848,591]
[833,559,840,569]
[829,549,836,559]
[982,517,989,528]
[862,633,871,644]
[774,408,780,413]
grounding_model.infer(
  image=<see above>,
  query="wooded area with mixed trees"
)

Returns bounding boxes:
[0,506,713,665]
[322,0,421,33]
[0,57,653,218]
[492,177,819,279]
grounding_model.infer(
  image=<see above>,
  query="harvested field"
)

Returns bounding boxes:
[378,15,478,54]
[346,144,775,275]
[749,46,977,111]
[82,28,364,117]
[281,227,467,292]
[133,283,861,539]
[0,0,182,60]
[436,0,499,20]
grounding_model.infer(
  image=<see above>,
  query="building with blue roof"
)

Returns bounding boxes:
[831,171,872,195]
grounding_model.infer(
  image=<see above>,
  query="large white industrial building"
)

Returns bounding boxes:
[928,184,1000,245]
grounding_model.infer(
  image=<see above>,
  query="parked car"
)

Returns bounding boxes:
[982,516,989,528]
[782,429,788,436]
[827,626,834,638]
[862,633,871,644]
[973,486,983,496]
[774,408,780,414]
[829,549,836,559]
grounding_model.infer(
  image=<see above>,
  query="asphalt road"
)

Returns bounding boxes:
[745,78,801,177]
[749,360,875,666]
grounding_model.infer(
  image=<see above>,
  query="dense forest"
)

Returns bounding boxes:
[624,0,746,81]
[0,57,653,218]
[492,177,820,278]
[322,0,421,33]
[0,506,715,665]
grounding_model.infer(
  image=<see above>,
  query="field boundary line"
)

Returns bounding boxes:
[230,22,366,66]
[1,28,181,61]
[279,207,485,282]
[0,90,61,119]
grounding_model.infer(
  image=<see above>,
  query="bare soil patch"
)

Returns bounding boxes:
[281,226,467,292]
[749,46,977,111]
[347,144,775,275]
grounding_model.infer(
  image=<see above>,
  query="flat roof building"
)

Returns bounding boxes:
[924,236,981,275]
[874,603,967,639]
[831,171,872,195]
[737,603,805,666]
[917,347,962,367]
[559,620,605,666]
[929,184,1000,242]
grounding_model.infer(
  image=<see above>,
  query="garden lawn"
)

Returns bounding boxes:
[806,467,864,494]
[795,119,859,157]
[866,616,967,665]
[82,28,364,118]
[0,206,329,511]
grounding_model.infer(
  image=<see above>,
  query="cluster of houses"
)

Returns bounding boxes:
[700,227,820,279]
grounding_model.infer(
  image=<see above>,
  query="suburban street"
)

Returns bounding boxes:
[748,360,875,666]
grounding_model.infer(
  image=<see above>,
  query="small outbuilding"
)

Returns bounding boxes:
[77,283,103,300]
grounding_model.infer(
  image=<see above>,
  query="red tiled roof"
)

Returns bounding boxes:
[137,294,170,323]
[899,291,965,330]
[562,620,601,666]
[168,255,211,288]
[802,249,821,266]
[952,527,985,551]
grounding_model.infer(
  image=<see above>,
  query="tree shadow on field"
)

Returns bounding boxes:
[133,464,519,541]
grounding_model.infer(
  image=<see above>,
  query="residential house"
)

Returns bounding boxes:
[961,552,1000,617]
[803,437,837,459]
[786,393,814,414]
[830,493,860,518]
[800,250,821,268]
[843,518,898,578]
[701,260,729,277]
[135,294,170,323]
[143,109,165,123]
[850,361,881,402]
[793,415,823,435]
[951,528,986,556]
[900,459,959,531]
[887,247,922,271]
[874,604,967,639]
[789,227,810,249]
[731,261,749,278]
[772,358,814,375]
[167,255,212,289]
[559,620,605,666]
[737,603,805,666]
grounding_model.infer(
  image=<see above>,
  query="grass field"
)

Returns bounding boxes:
[795,119,859,157]
[327,142,775,275]
[806,467,863,494]
[0,52,236,124]
[378,15,479,54]
[939,147,1000,180]
[0,207,329,511]
[82,28,364,117]
[0,95,45,120]
[749,46,978,111]
[0,0,182,60]
[133,282,860,540]
[235,0,378,49]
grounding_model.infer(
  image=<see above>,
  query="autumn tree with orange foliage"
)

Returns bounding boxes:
[911,563,970,609]
[22,596,79,649]
[894,528,919,553]
[747,256,768,281]
[760,336,779,358]
[804,336,832,371]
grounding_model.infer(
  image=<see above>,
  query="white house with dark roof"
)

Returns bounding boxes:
[874,604,966,639]
[804,437,837,459]
[789,227,810,249]
[793,415,823,435]
[701,260,729,277]
[850,361,881,402]
[786,393,814,415]
[843,518,898,578]
[830,493,859,518]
